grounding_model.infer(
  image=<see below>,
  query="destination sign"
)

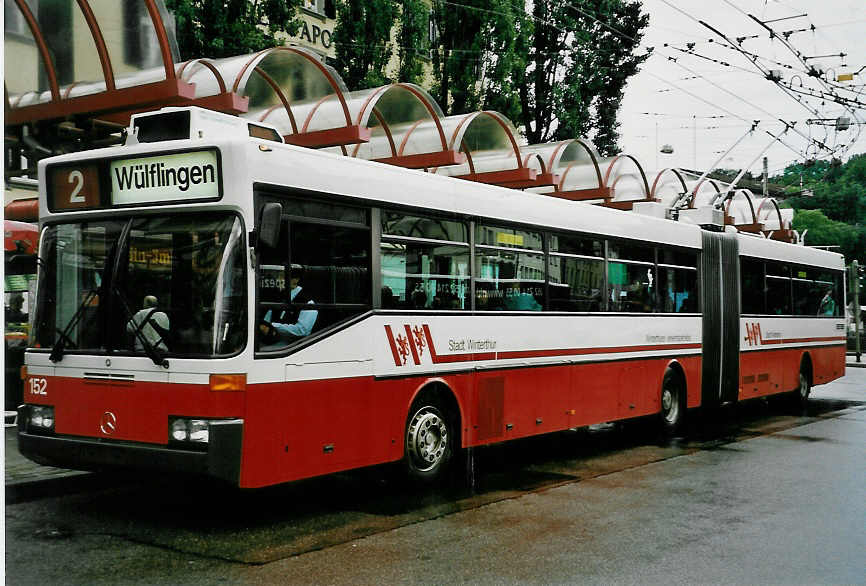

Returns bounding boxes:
[110,150,220,205]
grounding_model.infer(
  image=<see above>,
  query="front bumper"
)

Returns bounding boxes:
[17,405,243,485]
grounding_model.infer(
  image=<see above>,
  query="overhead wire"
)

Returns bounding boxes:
[568,0,838,162]
[656,0,863,158]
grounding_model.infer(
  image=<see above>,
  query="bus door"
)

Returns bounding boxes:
[700,231,740,407]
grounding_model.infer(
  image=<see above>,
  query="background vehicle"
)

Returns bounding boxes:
[5,219,38,416]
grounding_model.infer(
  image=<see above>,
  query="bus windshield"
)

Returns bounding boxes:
[33,213,246,359]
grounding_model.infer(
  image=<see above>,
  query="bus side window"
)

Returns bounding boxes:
[380,212,470,310]
[658,248,698,313]
[740,257,765,314]
[766,262,791,315]
[548,233,603,312]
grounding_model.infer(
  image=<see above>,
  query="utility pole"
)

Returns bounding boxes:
[762,157,768,198]
[692,115,696,172]
[655,121,659,170]
[852,260,861,362]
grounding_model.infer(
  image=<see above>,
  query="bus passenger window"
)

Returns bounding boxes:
[658,249,698,313]
[766,263,791,315]
[548,233,603,312]
[795,268,841,317]
[548,256,603,311]
[658,266,697,313]
[475,225,545,311]
[792,267,815,316]
[608,261,655,313]
[740,257,765,314]
[816,271,841,317]
[380,213,469,310]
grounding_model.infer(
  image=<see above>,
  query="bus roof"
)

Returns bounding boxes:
[34,107,845,271]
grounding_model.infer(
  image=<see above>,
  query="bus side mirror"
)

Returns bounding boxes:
[257,203,282,250]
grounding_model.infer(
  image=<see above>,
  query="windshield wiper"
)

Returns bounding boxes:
[49,288,100,363]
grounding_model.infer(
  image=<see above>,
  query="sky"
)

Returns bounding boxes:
[618,0,866,176]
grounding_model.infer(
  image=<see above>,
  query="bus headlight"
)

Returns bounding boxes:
[168,418,210,444]
[29,405,55,432]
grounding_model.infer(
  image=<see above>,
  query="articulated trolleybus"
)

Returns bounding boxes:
[19,107,846,488]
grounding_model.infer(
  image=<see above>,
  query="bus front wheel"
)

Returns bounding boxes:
[404,399,453,483]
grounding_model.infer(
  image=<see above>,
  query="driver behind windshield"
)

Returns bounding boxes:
[126,295,169,352]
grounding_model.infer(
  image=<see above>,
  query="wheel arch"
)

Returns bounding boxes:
[799,351,814,386]
[662,359,687,395]
[406,377,464,450]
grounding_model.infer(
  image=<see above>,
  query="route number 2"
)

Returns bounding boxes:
[68,170,85,203]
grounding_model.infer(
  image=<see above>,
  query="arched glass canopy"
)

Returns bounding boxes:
[600,154,651,210]
[755,197,794,240]
[688,178,724,208]
[5,0,185,125]
[230,46,368,148]
[724,189,762,233]
[428,111,538,187]
[649,168,688,207]
[334,83,463,169]
[523,140,604,199]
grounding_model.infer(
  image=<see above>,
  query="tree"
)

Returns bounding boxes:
[583,1,649,154]
[773,154,866,264]
[782,154,866,226]
[396,0,429,86]
[165,0,303,60]
[430,0,485,115]
[332,0,399,90]
[478,2,532,124]
[792,209,864,264]
[519,0,649,153]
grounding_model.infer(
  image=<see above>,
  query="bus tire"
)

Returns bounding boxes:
[793,367,811,407]
[404,398,453,483]
[660,368,685,434]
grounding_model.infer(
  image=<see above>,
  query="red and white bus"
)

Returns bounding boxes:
[19,107,846,488]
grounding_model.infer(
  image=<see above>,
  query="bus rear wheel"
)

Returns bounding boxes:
[660,369,685,434]
[404,400,453,483]
[793,369,811,406]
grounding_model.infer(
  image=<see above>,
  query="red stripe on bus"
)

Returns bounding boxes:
[759,335,845,345]
[383,325,403,366]
[497,343,701,360]
[404,324,421,365]
[419,323,700,364]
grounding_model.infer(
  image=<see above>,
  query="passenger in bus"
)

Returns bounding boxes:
[381,286,397,309]
[503,282,542,311]
[6,293,27,323]
[818,285,836,316]
[259,264,318,349]
[625,279,653,312]
[126,295,169,352]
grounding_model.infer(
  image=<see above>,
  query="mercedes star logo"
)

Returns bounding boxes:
[99,411,117,435]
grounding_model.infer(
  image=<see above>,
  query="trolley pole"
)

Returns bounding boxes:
[852,260,861,362]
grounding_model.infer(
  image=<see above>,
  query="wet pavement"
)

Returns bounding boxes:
[6,358,864,498]
[4,363,865,584]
